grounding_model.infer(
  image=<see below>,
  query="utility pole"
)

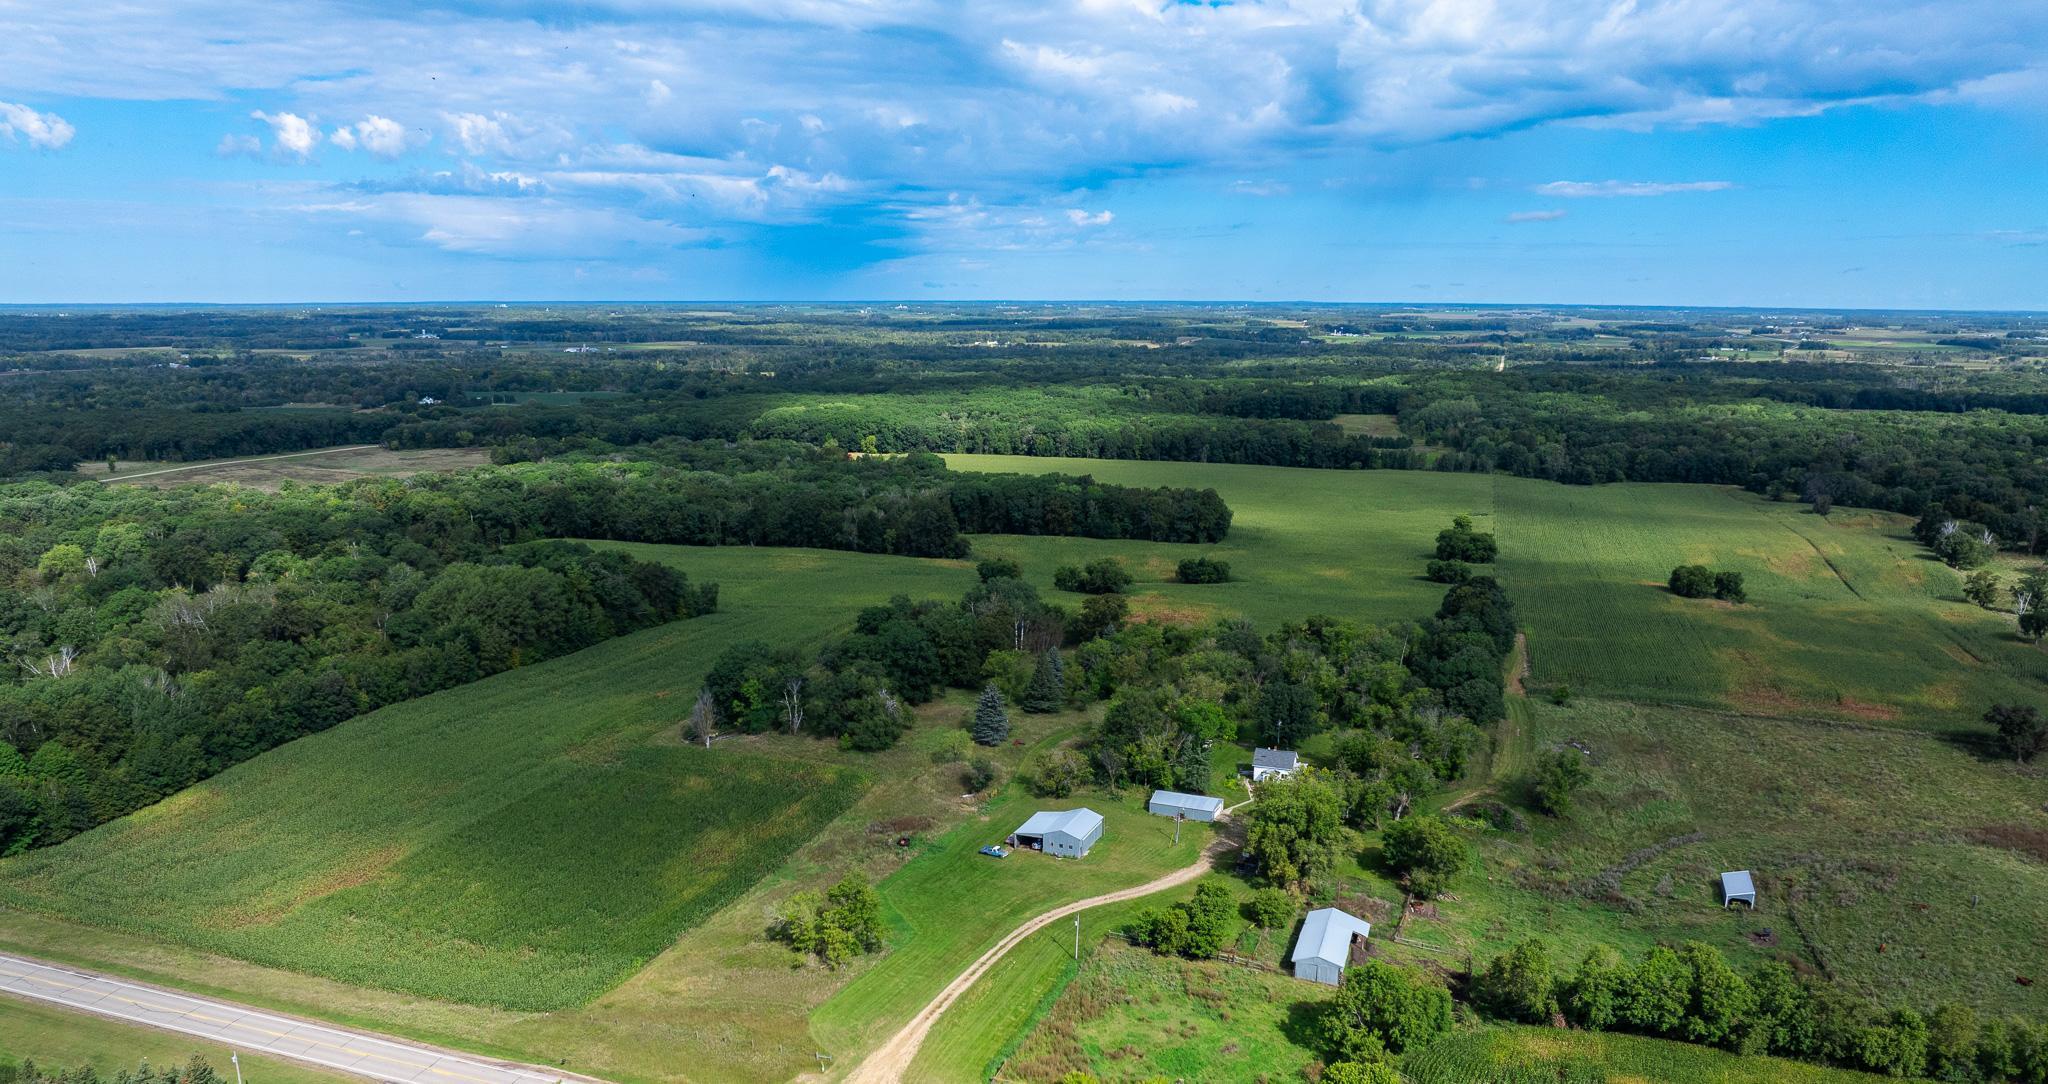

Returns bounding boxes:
[1174,810,1183,846]
[230,1053,243,1084]
[1073,914,1080,961]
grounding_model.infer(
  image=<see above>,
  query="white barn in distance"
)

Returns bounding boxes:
[1291,906,1372,986]
[1010,808,1103,858]
[1721,870,1757,909]
[1147,790,1224,822]
[1251,748,1300,782]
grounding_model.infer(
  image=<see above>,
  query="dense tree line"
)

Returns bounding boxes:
[1469,936,2048,1082]
[0,481,715,854]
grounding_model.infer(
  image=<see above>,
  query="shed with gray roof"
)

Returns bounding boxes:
[1721,870,1757,909]
[1290,906,1372,986]
[1147,789,1225,822]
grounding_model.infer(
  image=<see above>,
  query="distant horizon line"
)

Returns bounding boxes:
[1,299,2044,316]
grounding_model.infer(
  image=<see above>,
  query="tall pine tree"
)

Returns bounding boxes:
[1023,647,1065,713]
[972,682,1011,745]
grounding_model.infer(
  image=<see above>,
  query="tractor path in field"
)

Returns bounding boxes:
[845,798,1251,1084]
[100,445,383,482]
[0,952,587,1084]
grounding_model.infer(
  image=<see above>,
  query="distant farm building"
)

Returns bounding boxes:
[1721,870,1757,909]
[1147,790,1224,822]
[1010,808,1103,858]
[1291,907,1372,986]
[1252,748,1301,782]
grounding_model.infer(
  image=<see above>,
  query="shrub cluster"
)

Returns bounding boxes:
[1176,556,1232,584]
[1053,557,1134,594]
[772,873,886,968]
[1668,565,1746,602]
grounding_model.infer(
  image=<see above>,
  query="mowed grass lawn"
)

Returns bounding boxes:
[0,996,349,1084]
[950,455,2048,729]
[810,789,1212,1058]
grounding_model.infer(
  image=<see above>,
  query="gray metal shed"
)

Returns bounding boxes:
[1290,907,1372,986]
[1011,808,1104,858]
[1721,870,1757,908]
[1147,789,1225,822]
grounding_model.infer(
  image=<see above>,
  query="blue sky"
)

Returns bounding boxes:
[1,0,2044,307]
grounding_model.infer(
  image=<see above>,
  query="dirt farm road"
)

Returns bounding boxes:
[844,796,1251,1083]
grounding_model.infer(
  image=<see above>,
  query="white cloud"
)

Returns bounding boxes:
[0,101,75,149]
[295,192,706,258]
[215,133,261,158]
[1506,209,1568,223]
[645,80,673,107]
[1228,180,1292,197]
[1535,180,1735,198]
[1066,208,1113,226]
[251,110,319,159]
[329,115,417,158]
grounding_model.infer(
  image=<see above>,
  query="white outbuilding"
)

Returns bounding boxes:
[1147,790,1225,822]
[1010,808,1104,858]
[1252,747,1301,782]
[1721,870,1757,909]
[1291,907,1373,986]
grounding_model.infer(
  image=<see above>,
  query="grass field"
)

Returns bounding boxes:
[1363,695,2048,1017]
[1405,1026,1899,1083]
[0,996,348,1084]
[950,455,2048,729]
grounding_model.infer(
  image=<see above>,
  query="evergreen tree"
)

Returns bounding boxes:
[972,682,1011,746]
[1023,647,1065,713]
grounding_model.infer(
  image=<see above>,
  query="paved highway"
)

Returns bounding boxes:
[0,953,571,1084]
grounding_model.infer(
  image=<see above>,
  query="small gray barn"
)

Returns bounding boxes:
[1291,907,1372,986]
[1721,870,1757,909]
[1147,789,1225,822]
[1011,808,1104,858]
[1252,747,1301,782]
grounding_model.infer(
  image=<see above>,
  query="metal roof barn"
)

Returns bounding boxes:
[1010,808,1104,858]
[1147,789,1225,822]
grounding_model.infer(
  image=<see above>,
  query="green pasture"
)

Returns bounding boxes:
[1405,1025,1900,1084]
[1380,696,2048,1017]
[949,455,2048,729]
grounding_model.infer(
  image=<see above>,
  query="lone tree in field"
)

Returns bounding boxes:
[1023,647,1065,713]
[1532,749,1592,817]
[1380,814,1469,897]
[1435,515,1498,563]
[1986,703,2048,763]
[686,688,717,748]
[972,682,1011,746]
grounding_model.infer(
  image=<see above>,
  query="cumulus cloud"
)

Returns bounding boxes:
[251,110,319,159]
[329,115,419,158]
[1067,208,1113,226]
[1535,180,1735,198]
[1506,209,1568,223]
[0,101,74,149]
